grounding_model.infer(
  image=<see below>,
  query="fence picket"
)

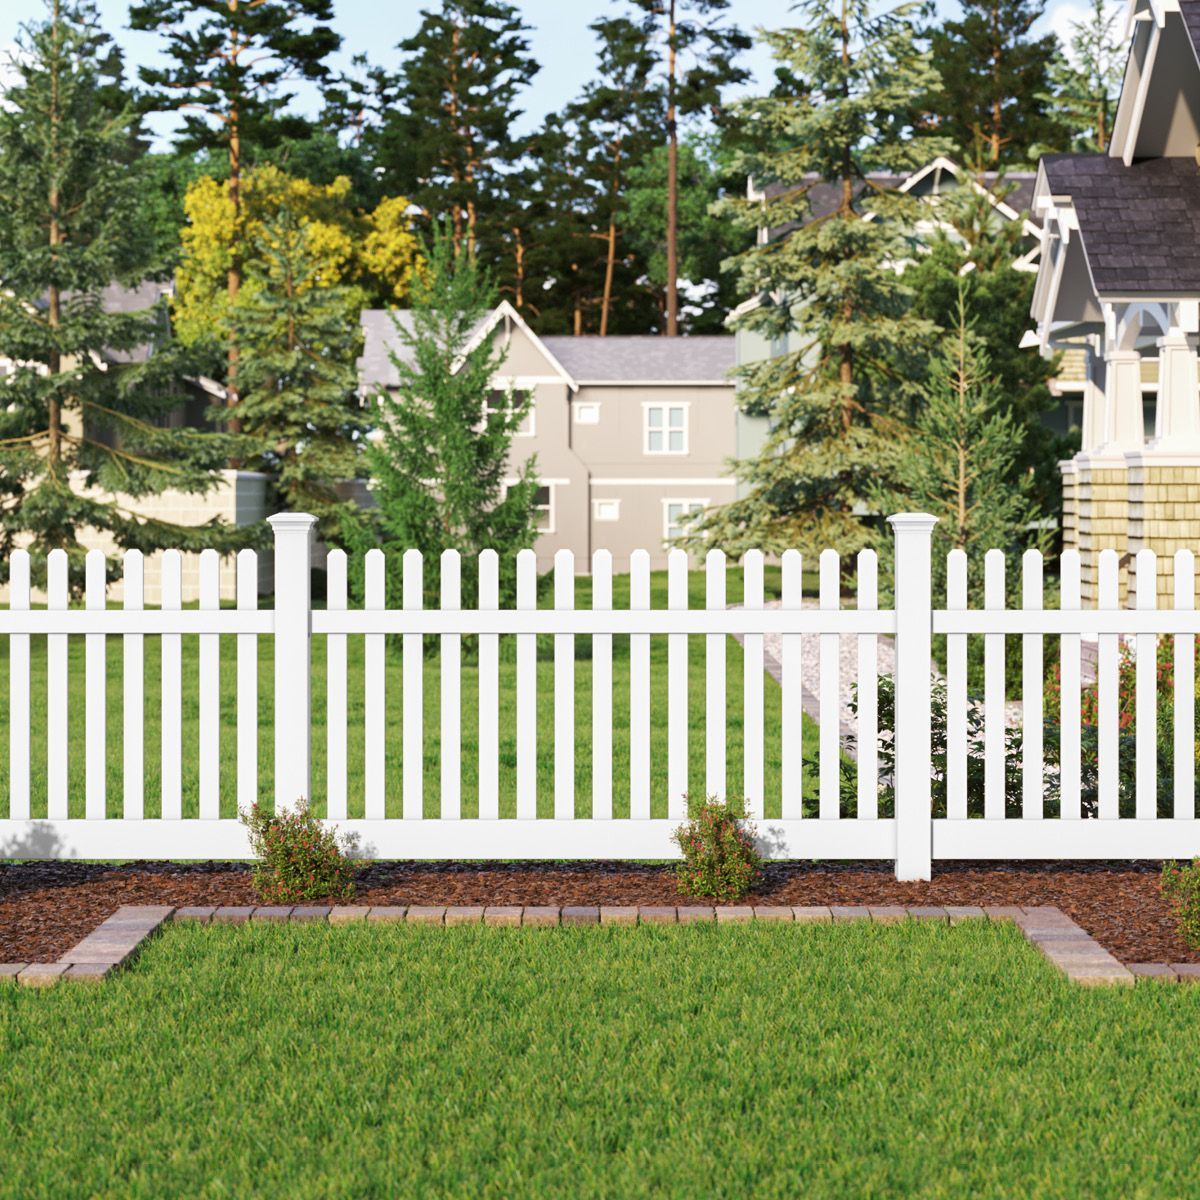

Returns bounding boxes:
[324,550,346,820]
[780,550,803,819]
[1097,549,1119,820]
[983,549,1006,820]
[1135,549,1157,819]
[630,549,651,818]
[440,551,461,821]
[1175,550,1195,820]
[1059,550,1082,820]
[554,550,574,820]
[667,550,688,820]
[1099,549,1123,820]
[742,550,764,820]
[478,550,500,819]
[122,549,144,820]
[856,550,878,821]
[8,551,29,821]
[403,550,423,820]
[946,550,968,819]
[46,549,69,820]
[819,549,840,819]
[160,549,182,820]
[198,550,220,819]
[591,550,613,820]
[84,550,106,820]
[364,549,385,819]
[516,549,537,819]
[705,549,726,799]
[1021,550,1044,821]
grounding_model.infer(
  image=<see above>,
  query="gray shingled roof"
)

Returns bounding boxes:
[1183,0,1200,56]
[358,308,735,388]
[539,335,733,382]
[1041,153,1200,295]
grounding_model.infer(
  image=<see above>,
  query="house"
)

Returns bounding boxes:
[358,301,740,570]
[1028,0,1200,604]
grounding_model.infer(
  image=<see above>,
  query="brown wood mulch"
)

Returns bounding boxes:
[1,859,1193,966]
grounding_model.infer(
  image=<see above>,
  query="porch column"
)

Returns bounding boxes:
[1081,347,1107,452]
[1153,333,1200,449]
[1103,350,1143,451]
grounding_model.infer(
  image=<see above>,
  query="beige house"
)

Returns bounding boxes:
[359,301,740,571]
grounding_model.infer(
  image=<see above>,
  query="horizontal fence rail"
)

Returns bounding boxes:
[4,514,1200,878]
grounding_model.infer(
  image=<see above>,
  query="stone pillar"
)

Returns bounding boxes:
[1153,334,1200,449]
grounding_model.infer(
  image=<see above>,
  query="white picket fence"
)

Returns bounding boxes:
[2,512,1200,879]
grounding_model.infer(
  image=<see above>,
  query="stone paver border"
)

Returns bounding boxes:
[14,902,1200,989]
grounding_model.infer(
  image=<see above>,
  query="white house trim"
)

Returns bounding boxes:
[591,477,735,487]
[458,300,579,392]
[642,400,690,455]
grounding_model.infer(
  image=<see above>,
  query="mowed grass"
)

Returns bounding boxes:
[0,565,824,819]
[2,921,1198,1198]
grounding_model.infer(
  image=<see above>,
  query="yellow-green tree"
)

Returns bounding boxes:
[173,165,419,346]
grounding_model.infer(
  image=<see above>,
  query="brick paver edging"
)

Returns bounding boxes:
[9,903,1195,989]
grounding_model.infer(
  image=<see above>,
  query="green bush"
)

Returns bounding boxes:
[1161,860,1200,948]
[241,801,357,904]
[671,796,761,901]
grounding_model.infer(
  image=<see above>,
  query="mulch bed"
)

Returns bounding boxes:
[0,859,1191,965]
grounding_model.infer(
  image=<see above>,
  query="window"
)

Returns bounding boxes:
[663,499,706,544]
[593,499,620,522]
[574,403,600,425]
[644,404,688,454]
[486,387,535,436]
[533,485,554,533]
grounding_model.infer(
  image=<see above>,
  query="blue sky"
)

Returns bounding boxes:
[0,0,1117,144]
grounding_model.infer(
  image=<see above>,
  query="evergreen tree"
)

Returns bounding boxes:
[1046,0,1125,154]
[869,291,1047,602]
[928,0,1067,165]
[233,212,366,529]
[128,0,340,418]
[621,0,750,335]
[372,1,539,265]
[344,224,540,608]
[0,0,243,585]
[686,0,951,557]
[903,173,1067,520]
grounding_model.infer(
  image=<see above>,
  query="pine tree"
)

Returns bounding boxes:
[621,0,750,335]
[372,1,539,266]
[903,172,1067,520]
[1046,0,1125,154]
[685,0,951,557]
[0,0,244,587]
[128,0,340,419]
[869,291,1047,602]
[232,212,366,530]
[344,224,540,608]
[928,0,1068,165]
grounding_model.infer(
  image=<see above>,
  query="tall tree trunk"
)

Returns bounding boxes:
[838,0,853,432]
[47,0,62,476]
[665,0,679,337]
[989,1,1002,162]
[600,136,623,338]
[512,226,525,309]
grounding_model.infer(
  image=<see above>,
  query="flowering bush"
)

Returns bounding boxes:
[240,800,356,904]
[671,796,761,901]
[1161,860,1200,948]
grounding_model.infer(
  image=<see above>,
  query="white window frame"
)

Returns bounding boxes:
[592,498,620,522]
[643,402,689,455]
[486,379,536,437]
[574,402,601,425]
[505,477,562,535]
[662,498,708,544]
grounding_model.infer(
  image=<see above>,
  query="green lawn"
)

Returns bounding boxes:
[1,921,1195,1197]
[0,565,825,819]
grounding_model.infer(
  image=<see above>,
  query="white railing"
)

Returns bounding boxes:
[2,512,1200,879]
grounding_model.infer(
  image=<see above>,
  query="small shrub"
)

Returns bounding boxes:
[671,796,761,901]
[241,800,356,904]
[1161,859,1200,948]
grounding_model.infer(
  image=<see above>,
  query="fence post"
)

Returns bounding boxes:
[268,513,317,814]
[888,513,937,881]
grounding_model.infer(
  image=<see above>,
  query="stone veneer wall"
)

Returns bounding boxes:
[1126,461,1200,607]
[1075,460,1129,607]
